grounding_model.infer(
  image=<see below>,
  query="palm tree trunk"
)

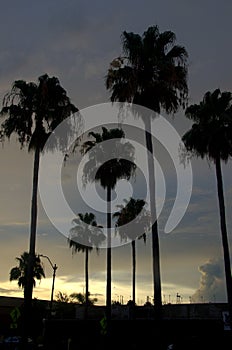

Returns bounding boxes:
[132,240,136,304]
[144,117,162,319]
[84,248,89,319]
[24,145,40,339]
[106,185,112,331]
[215,156,232,326]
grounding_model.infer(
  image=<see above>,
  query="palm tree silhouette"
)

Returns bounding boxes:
[0,74,78,329]
[81,126,136,328]
[10,252,45,297]
[68,212,105,318]
[113,197,150,305]
[106,25,188,317]
[182,88,232,325]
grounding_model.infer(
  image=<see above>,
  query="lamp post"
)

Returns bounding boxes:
[39,254,58,313]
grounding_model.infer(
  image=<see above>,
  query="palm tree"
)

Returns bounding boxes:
[182,88,232,325]
[10,252,45,297]
[55,291,98,305]
[81,126,136,327]
[68,212,105,318]
[70,292,98,305]
[113,197,150,305]
[55,291,71,303]
[105,25,188,317]
[0,74,78,325]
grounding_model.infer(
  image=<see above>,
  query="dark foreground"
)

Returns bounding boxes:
[42,318,231,350]
[1,319,231,349]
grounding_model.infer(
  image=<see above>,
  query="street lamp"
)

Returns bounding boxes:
[39,254,58,313]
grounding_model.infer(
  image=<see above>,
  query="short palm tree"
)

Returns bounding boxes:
[81,126,136,326]
[55,291,71,303]
[106,25,188,316]
[10,252,45,297]
[0,74,78,322]
[70,292,98,305]
[182,88,232,323]
[113,197,150,305]
[68,212,105,318]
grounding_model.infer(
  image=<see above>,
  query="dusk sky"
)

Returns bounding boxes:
[0,0,232,306]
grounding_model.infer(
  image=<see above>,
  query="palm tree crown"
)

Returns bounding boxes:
[106,25,188,113]
[81,126,136,189]
[10,252,45,289]
[183,89,232,161]
[1,73,78,151]
[68,212,105,251]
[113,197,150,243]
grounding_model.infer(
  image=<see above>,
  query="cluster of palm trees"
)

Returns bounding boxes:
[1,24,232,334]
[55,291,98,305]
[1,74,78,334]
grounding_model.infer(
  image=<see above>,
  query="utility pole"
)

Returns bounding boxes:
[39,254,58,314]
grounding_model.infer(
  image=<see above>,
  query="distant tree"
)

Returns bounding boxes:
[70,292,98,305]
[182,88,232,325]
[111,300,121,306]
[10,252,45,297]
[55,291,71,303]
[54,291,76,319]
[55,291,97,305]
[144,301,153,307]
[68,212,104,318]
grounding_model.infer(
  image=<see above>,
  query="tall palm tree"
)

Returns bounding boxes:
[113,197,150,304]
[182,88,232,324]
[105,25,188,317]
[10,251,45,297]
[68,212,105,318]
[0,74,78,328]
[81,126,136,327]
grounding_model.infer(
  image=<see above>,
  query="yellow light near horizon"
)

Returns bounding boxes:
[1,277,197,306]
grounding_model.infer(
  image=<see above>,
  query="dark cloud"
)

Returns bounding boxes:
[0,287,20,295]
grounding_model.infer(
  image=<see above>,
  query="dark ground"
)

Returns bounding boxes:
[42,319,232,350]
